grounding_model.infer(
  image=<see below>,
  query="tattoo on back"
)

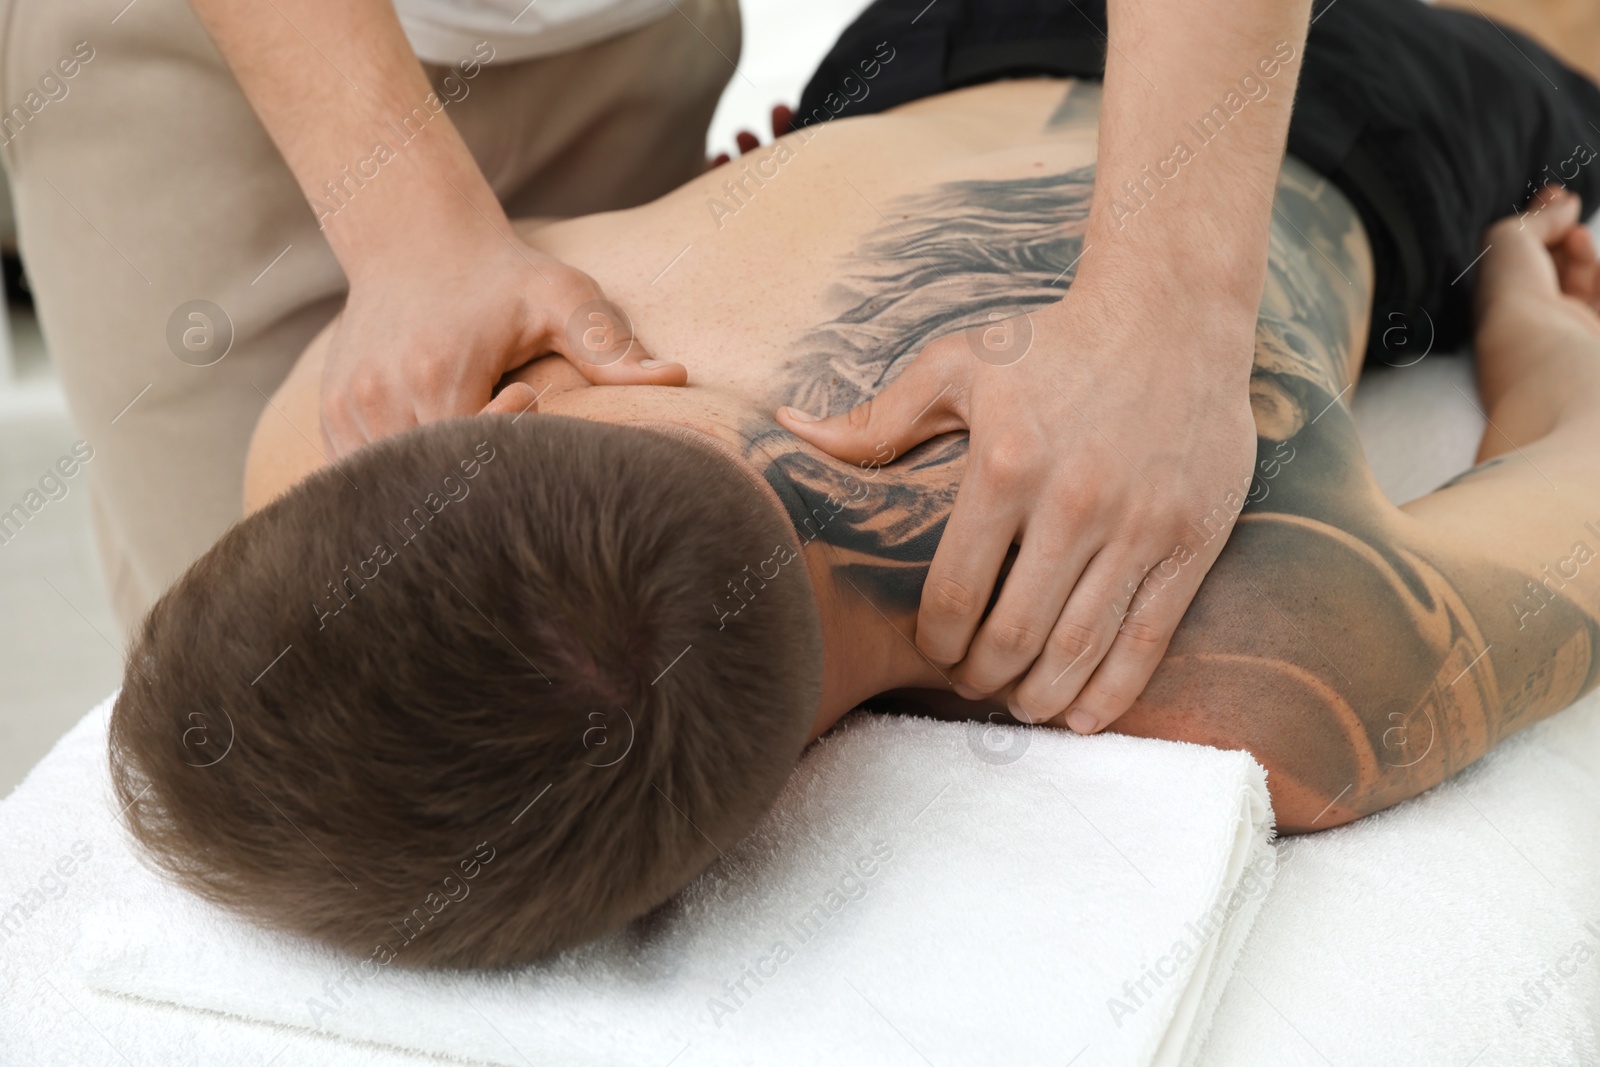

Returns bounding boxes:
[739,84,1600,824]
[750,164,1098,610]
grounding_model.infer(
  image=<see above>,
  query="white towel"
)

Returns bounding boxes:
[54,698,1273,1067]
[1197,686,1600,1067]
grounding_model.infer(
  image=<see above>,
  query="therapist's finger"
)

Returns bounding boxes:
[917,455,1026,671]
[777,335,969,464]
[542,268,686,387]
[1058,543,1203,735]
[1007,546,1149,726]
[480,381,542,419]
[948,455,1119,695]
[322,372,418,458]
[407,354,499,427]
[320,395,364,459]
[950,516,1099,700]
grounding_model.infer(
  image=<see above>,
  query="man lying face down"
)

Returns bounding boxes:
[110,3,1600,970]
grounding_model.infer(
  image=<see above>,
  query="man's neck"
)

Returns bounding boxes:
[735,423,970,737]
[802,536,954,739]
[622,411,969,738]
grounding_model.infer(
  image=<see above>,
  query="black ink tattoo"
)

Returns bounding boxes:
[738,83,1600,828]
[780,166,1092,419]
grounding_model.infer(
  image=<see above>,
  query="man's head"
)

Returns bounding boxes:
[110,414,823,969]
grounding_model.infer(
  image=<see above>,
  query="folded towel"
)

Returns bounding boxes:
[70,699,1274,1067]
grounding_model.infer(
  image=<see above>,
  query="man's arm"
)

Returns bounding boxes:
[780,0,1313,735]
[187,0,684,457]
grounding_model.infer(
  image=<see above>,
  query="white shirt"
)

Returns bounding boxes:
[394,0,676,65]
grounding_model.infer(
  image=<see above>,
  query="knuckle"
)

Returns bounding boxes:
[982,438,1035,488]
[348,373,385,411]
[1047,620,1099,665]
[952,671,1001,700]
[846,397,876,432]
[1115,614,1169,654]
[925,576,978,619]
[988,619,1049,658]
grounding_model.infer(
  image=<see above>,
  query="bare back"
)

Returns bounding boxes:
[253,77,1600,831]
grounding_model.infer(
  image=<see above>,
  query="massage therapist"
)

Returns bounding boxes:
[0,0,728,626]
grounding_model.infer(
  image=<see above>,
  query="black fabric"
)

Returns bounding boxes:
[796,0,1600,358]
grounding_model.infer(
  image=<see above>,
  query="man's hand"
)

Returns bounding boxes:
[1478,185,1600,332]
[322,220,683,456]
[779,272,1258,732]
[184,0,686,460]
[780,0,1308,731]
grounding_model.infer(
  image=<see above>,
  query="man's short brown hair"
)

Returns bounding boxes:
[109,415,822,969]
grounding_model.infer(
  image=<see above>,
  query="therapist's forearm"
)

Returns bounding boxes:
[1083,0,1313,348]
[186,0,506,280]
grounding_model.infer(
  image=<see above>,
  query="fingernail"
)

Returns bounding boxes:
[1066,710,1097,734]
[782,406,821,423]
[640,358,670,369]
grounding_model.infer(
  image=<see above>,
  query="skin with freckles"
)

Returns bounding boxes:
[249,78,1600,832]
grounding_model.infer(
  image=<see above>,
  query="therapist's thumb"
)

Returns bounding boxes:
[776,336,969,464]
[543,268,686,387]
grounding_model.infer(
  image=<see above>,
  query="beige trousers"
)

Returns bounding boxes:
[0,0,739,630]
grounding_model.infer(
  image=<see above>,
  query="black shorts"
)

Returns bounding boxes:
[796,0,1600,359]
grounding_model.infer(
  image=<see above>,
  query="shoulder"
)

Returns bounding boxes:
[244,320,333,515]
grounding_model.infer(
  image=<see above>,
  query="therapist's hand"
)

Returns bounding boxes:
[776,0,1310,730]
[182,0,685,461]
[777,270,1258,733]
[322,220,683,457]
